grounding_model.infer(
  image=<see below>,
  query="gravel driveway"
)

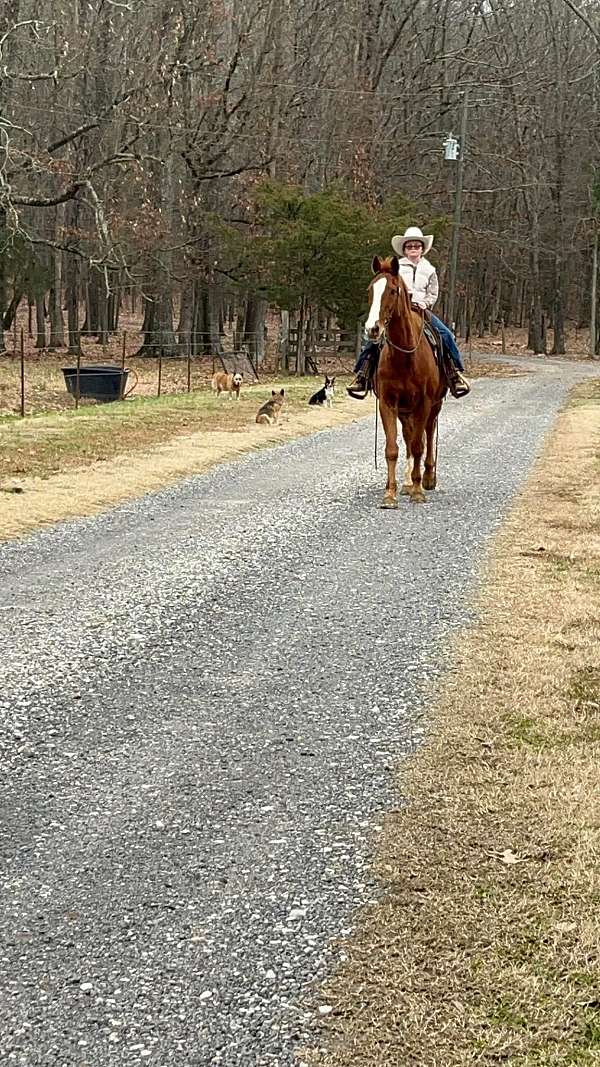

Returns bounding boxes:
[0,360,594,1065]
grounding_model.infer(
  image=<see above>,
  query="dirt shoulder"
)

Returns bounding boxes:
[0,385,374,540]
[0,358,518,542]
[309,380,600,1067]
[0,361,517,542]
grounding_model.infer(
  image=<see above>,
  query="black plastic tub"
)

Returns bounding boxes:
[62,364,131,402]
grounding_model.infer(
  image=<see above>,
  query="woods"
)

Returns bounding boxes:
[1,0,599,361]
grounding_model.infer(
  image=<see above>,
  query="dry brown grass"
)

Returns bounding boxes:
[0,342,520,420]
[0,353,518,542]
[0,387,374,540]
[0,379,322,482]
[308,380,600,1067]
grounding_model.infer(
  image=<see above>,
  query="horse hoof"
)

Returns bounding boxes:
[423,480,437,491]
[400,485,411,495]
[410,492,426,504]
[380,496,398,510]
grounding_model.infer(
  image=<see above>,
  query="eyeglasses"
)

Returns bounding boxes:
[404,242,423,249]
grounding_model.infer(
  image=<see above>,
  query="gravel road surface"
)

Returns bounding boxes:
[0,361,594,1065]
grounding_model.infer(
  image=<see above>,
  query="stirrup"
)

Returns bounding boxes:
[449,371,470,398]
[346,377,370,400]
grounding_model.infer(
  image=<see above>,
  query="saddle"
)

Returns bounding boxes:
[423,316,444,371]
[364,314,451,390]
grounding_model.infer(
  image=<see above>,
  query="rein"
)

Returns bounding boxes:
[381,285,425,355]
[383,320,425,355]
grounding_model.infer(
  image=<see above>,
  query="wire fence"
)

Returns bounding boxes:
[0,327,359,419]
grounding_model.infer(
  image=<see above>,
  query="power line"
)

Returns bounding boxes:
[4,84,535,148]
[3,98,444,150]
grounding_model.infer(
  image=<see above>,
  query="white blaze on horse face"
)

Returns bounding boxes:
[365,277,387,333]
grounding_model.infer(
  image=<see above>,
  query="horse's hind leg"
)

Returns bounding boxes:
[379,401,399,509]
[423,405,442,491]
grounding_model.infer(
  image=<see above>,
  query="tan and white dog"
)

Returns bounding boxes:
[255,389,285,425]
[211,370,243,400]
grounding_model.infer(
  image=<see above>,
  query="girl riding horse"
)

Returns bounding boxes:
[348,226,470,399]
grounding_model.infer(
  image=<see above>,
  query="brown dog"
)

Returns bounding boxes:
[211,371,243,400]
[255,389,285,425]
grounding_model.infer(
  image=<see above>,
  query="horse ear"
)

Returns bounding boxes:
[390,255,400,276]
[372,255,382,274]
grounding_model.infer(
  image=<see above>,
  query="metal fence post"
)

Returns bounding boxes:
[120,331,127,399]
[75,349,81,410]
[20,329,25,418]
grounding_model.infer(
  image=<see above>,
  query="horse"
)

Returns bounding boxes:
[366,254,447,508]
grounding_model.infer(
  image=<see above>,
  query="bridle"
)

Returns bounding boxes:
[376,276,425,355]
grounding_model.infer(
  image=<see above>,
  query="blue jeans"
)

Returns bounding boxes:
[353,317,465,374]
[353,338,379,375]
[429,315,465,371]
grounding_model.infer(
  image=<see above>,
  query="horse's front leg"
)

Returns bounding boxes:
[423,404,442,491]
[401,434,412,495]
[379,400,399,509]
[408,418,427,503]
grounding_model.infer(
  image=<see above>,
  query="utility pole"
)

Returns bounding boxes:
[447,88,469,331]
[592,165,600,360]
[592,230,599,359]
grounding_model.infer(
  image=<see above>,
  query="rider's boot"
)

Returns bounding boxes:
[447,363,471,398]
[346,371,370,399]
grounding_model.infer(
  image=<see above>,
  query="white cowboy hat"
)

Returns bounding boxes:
[391,226,434,257]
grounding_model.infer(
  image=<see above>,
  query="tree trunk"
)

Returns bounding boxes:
[207,281,221,356]
[234,299,246,351]
[66,273,81,354]
[518,281,527,329]
[243,296,266,369]
[0,210,6,354]
[48,251,65,350]
[108,274,120,332]
[490,283,501,335]
[177,284,193,356]
[64,201,81,355]
[136,291,178,357]
[280,309,290,372]
[551,256,566,356]
[82,267,101,337]
[296,297,307,375]
[3,290,23,331]
[97,275,109,348]
[35,296,47,349]
[527,208,546,354]
[195,285,210,356]
[141,296,153,335]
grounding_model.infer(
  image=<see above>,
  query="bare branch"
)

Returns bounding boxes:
[558,0,600,44]
[46,87,139,155]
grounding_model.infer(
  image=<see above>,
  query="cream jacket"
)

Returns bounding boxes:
[399,256,439,310]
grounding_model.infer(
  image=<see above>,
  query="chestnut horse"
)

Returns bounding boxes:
[367,255,447,507]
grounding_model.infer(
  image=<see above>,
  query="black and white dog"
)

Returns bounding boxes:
[308,375,335,408]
